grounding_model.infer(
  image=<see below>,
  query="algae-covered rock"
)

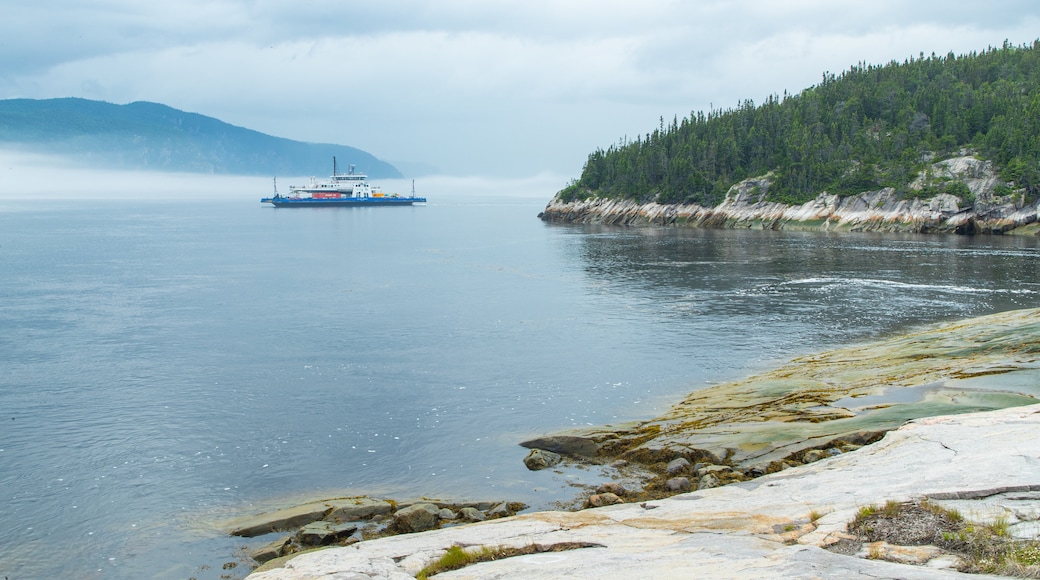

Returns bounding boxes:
[525,308,1040,472]
[523,448,562,470]
[510,309,1040,513]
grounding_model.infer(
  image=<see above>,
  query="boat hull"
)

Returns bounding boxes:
[261,196,427,207]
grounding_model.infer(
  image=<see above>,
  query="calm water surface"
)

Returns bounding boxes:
[1,192,1038,578]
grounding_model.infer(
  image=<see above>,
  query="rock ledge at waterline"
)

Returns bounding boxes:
[540,156,1040,235]
[249,309,1040,579]
[248,404,1040,579]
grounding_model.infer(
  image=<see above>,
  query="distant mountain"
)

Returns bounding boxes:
[0,98,402,178]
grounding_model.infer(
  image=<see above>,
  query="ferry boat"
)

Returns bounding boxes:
[261,158,426,207]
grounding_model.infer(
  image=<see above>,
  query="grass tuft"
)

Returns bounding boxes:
[415,541,602,579]
[417,545,494,580]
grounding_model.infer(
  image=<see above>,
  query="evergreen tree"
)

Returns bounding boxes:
[562,41,1040,206]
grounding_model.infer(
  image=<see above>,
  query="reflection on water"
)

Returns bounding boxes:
[566,226,1039,349]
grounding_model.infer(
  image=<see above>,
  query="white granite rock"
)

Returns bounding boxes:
[249,404,1040,579]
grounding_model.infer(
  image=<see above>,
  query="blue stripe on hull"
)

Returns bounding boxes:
[261,197,426,207]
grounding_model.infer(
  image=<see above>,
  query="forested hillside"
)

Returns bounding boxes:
[559,40,1040,207]
[0,98,401,178]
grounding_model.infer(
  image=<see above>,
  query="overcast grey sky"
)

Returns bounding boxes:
[3,1,1039,179]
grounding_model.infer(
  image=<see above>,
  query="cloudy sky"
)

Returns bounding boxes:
[3,1,1039,179]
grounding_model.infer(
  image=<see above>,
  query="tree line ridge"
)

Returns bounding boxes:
[558,40,1040,209]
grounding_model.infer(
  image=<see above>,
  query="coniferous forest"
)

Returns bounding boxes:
[559,40,1040,207]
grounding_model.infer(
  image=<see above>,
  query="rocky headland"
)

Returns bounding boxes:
[539,156,1040,235]
[243,308,1040,578]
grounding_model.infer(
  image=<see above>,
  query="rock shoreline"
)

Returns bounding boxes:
[224,496,527,571]
[520,307,1040,501]
[248,403,1040,579]
[539,156,1040,235]
[243,308,1040,578]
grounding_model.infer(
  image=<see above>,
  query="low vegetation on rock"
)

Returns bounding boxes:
[415,542,602,579]
[838,499,1040,577]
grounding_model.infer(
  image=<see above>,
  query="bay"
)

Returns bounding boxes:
[1,185,1038,579]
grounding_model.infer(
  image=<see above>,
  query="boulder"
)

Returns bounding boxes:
[697,473,721,490]
[744,467,766,478]
[229,502,331,537]
[695,464,731,478]
[437,508,457,521]
[519,423,643,457]
[595,482,628,496]
[325,497,394,523]
[298,521,359,546]
[250,536,291,564]
[664,477,691,492]
[459,507,486,522]
[588,493,623,507]
[802,449,828,463]
[665,457,692,475]
[523,448,562,470]
[393,503,440,533]
[455,501,496,511]
[487,502,515,519]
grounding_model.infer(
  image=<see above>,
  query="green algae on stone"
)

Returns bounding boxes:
[523,308,1040,471]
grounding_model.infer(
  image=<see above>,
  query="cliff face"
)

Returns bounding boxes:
[540,157,1040,235]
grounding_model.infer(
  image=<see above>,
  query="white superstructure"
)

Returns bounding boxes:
[287,159,375,198]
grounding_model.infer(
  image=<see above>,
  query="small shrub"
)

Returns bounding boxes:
[557,184,583,203]
[994,183,1015,197]
[846,499,1040,577]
